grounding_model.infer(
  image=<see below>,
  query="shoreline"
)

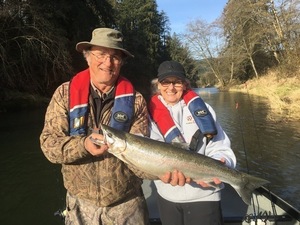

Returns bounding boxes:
[228,73,300,122]
[1,73,299,122]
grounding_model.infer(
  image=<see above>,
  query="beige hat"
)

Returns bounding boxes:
[76,28,134,58]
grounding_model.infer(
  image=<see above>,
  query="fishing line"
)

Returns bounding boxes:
[243,83,272,185]
[242,83,278,222]
[235,98,259,224]
[243,83,263,160]
[234,100,250,174]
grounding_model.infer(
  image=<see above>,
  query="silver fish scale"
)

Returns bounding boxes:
[101,124,269,205]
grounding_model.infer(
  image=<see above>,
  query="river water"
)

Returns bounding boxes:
[1,88,299,225]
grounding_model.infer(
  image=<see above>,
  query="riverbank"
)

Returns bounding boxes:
[0,89,49,113]
[229,71,300,121]
[1,72,300,122]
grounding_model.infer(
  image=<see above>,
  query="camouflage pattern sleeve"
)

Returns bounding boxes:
[40,82,92,164]
[129,92,150,137]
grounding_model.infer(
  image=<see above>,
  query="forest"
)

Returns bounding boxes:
[1,0,300,109]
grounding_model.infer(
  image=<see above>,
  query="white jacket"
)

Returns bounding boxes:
[150,97,236,203]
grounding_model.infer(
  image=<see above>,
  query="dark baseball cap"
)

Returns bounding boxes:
[157,61,186,82]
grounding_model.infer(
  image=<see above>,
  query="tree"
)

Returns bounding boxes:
[165,33,198,86]
[0,0,173,99]
[221,0,300,81]
[268,0,300,74]
[222,0,272,79]
[0,0,72,95]
[184,19,227,87]
[0,0,115,96]
[109,0,171,96]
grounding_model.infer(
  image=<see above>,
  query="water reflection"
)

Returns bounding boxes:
[195,88,300,211]
[193,87,220,95]
[0,109,65,225]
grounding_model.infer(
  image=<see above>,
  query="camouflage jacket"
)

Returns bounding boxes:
[40,81,155,207]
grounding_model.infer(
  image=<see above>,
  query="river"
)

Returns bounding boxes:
[0,88,299,225]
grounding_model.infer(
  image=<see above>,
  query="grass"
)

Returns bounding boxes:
[229,71,300,121]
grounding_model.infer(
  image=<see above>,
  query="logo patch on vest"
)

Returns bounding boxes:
[113,111,128,123]
[194,109,208,117]
[73,116,85,128]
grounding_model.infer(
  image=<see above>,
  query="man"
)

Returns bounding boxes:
[40,28,154,225]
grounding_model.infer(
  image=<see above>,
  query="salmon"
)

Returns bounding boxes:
[100,124,269,205]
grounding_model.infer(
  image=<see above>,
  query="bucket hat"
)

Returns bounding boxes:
[76,28,134,58]
[157,61,186,82]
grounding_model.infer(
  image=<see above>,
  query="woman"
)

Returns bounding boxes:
[148,60,236,225]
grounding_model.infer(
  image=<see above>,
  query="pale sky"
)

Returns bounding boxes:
[156,0,228,34]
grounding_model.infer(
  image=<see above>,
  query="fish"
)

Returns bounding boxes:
[99,124,269,205]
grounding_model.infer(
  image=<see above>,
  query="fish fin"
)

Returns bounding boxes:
[234,174,270,205]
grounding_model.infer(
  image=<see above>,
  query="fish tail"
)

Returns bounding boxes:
[233,174,269,205]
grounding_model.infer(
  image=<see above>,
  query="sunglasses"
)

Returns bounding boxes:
[160,79,184,87]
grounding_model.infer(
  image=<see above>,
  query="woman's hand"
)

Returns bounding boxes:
[159,158,225,187]
[159,169,191,186]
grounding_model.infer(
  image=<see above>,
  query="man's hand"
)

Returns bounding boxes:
[84,133,108,157]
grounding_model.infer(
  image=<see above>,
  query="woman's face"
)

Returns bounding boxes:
[158,76,186,105]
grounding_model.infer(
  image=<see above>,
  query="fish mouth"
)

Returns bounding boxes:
[102,129,115,146]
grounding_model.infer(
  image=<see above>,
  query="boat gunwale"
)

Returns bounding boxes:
[256,186,300,221]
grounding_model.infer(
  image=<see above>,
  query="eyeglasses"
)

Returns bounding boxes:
[90,51,122,64]
[160,79,184,87]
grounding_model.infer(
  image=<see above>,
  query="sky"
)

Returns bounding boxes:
[156,0,228,34]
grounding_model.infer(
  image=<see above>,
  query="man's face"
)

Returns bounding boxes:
[87,46,124,87]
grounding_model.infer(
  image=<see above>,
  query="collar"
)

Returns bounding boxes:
[90,81,114,98]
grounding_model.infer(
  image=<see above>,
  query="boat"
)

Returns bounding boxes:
[142,180,300,225]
